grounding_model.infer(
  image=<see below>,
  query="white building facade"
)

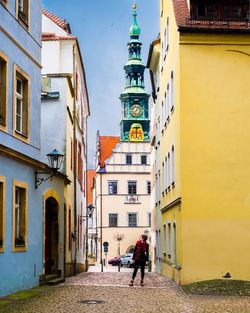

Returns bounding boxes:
[95,137,151,263]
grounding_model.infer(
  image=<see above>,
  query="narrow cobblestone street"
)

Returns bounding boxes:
[2,267,250,313]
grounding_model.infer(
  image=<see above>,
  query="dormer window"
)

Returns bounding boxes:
[191,0,249,21]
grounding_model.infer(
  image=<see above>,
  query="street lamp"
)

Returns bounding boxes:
[80,204,94,271]
[35,149,64,189]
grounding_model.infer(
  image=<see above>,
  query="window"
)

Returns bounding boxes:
[161,101,165,129]
[161,162,164,193]
[166,17,169,51]
[128,181,137,195]
[14,65,29,140]
[167,153,171,188]
[0,53,7,129]
[165,84,170,121]
[68,207,72,251]
[170,71,174,111]
[147,181,151,194]
[13,180,28,251]
[109,214,118,227]
[192,0,249,20]
[173,223,177,264]
[126,154,132,165]
[17,0,29,28]
[165,157,168,190]
[141,155,147,165]
[167,223,171,257]
[0,177,6,252]
[108,181,117,195]
[128,213,137,227]
[171,146,175,185]
[163,224,166,256]
[148,213,151,227]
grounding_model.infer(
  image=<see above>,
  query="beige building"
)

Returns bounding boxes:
[94,134,151,263]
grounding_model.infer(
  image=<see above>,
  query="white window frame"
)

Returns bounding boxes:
[167,152,171,189]
[127,212,138,227]
[15,77,23,134]
[108,180,118,195]
[170,71,174,111]
[171,145,175,185]
[109,213,118,227]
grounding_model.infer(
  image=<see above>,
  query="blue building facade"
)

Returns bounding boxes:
[0,0,67,296]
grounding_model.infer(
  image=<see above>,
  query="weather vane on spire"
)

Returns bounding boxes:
[132,0,137,10]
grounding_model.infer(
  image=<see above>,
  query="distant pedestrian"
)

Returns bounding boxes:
[129,234,149,287]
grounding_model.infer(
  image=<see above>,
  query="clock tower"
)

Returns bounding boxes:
[120,3,150,142]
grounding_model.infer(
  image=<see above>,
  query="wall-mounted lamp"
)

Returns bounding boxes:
[35,149,64,189]
[80,204,95,224]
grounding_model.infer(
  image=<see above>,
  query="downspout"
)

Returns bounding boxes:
[85,118,89,271]
[73,43,77,276]
[100,172,103,271]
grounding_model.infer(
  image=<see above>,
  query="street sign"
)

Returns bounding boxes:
[103,241,109,253]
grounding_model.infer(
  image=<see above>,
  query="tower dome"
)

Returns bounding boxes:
[129,4,141,38]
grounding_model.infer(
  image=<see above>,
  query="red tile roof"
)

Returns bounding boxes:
[87,169,95,206]
[42,32,76,41]
[172,0,250,32]
[99,136,120,168]
[42,9,71,34]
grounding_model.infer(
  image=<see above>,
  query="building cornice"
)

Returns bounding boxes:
[161,197,181,213]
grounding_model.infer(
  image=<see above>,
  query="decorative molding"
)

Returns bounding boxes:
[0,26,42,68]
[161,197,181,213]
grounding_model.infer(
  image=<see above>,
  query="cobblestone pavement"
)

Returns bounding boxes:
[3,270,250,313]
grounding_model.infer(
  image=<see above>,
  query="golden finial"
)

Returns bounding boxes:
[132,1,136,10]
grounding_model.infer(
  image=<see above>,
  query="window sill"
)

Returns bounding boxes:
[14,130,30,144]
[12,245,28,252]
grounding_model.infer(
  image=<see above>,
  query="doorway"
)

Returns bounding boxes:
[45,197,59,275]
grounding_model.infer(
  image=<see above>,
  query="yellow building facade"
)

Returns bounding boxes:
[156,0,250,284]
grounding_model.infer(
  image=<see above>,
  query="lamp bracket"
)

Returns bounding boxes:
[35,170,55,189]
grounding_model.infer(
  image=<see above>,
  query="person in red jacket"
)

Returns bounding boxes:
[129,234,149,286]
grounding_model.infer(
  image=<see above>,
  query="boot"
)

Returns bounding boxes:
[140,280,144,286]
[129,280,134,286]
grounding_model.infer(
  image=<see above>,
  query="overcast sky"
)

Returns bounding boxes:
[42,0,159,168]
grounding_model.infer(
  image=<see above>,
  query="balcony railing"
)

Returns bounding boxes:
[186,18,250,28]
[125,194,140,204]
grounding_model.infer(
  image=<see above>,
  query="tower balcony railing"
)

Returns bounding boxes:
[186,17,250,28]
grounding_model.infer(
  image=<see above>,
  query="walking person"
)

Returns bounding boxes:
[129,234,149,287]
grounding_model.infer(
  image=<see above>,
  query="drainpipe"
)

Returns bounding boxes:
[100,172,103,272]
[73,44,77,276]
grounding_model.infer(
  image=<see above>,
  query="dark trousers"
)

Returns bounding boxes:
[132,263,145,281]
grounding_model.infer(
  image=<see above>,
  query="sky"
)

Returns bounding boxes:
[42,0,160,168]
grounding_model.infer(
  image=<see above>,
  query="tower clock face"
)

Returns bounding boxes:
[130,104,143,117]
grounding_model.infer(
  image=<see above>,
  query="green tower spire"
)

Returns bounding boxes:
[129,2,141,38]
[120,3,150,142]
